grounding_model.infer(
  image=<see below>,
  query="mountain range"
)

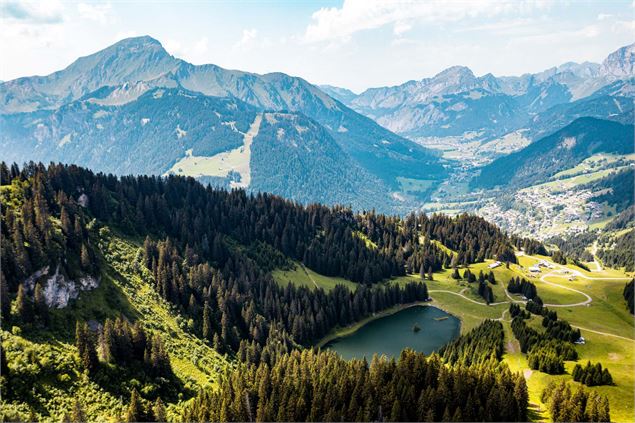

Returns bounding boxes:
[322,43,634,144]
[1,37,633,214]
[0,36,444,212]
[472,116,635,190]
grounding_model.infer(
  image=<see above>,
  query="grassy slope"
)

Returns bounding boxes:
[99,232,229,388]
[272,262,358,292]
[274,252,635,422]
[1,229,228,422]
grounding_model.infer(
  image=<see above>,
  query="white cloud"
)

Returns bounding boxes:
[0,0,65,24]
[235,28,258,48]
[303,0,551,43]
[77,2,114,25]
[163,39,182,56]
[193,37,209,55]
[162,37,209,64]
[393,21,412,36]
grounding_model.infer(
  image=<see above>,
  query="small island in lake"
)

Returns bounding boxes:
[412,323,421,332]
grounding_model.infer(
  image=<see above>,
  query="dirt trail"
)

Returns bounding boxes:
[570,325,635,342]
[300,263,319,289]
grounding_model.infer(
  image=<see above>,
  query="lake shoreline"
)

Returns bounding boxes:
[315,302,461,350]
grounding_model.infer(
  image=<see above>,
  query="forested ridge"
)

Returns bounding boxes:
[182,320,530,422]
[0,162,517,289]
[0,162,531,421]
[598,229,635,272]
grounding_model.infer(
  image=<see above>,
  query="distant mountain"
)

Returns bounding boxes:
[324,43,634,143]
[0,37,180,113]
[471,117,635,190]
[319,85,358,104]
[600,43,635,78]
[524,84,634,141]
[0,36,446,210]
[0,87,391,210]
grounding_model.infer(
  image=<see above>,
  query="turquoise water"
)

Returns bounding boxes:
[324,305,460,360]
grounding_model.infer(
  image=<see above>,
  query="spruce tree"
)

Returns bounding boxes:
[14,284,32,324]
[71,399,86,423]
[34,282,48,326]
[80,243,92,273]
[0,272,10,320]
[153,397,166,422]
[451,267,460,280]
[202,301,212,342]
[126,389,143,422]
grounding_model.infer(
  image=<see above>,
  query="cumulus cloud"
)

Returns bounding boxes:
[77,2,114,24]
[393,21,412,36]
[303,0,551,43]
[235,28,258,48]
[163,37,210,63]
[0,0,65,24]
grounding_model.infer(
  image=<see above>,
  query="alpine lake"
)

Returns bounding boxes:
[324,305,460,360]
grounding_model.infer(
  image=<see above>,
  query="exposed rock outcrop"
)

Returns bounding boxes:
[23,265,100,308]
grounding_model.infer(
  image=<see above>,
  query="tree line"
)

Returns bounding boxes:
[541,381,610,422]
[439,319,504,366]
[511,317,578,375]
[507,277,537,300]
[624,280,634,314]
[140,235,429,352]
[572,361,613,387]
[180,320,529,422]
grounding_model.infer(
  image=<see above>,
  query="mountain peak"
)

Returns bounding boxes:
[109,35,164,51]
[433,65,475,80]
[0,35,180,113]
[601,42,635,78]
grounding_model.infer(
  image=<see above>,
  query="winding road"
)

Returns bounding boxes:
[429,260,633,339]
[539,272,593,308]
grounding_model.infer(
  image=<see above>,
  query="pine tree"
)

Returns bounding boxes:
[34,282,48,325]
[14,284,32,324]
[71,399,86,422]
[202,301,212,342]
[514,375,529,421]
[60,207,72,238]
[80,243,92,273]
[451,267,460,280]
[390,399,401,422]
[0,272,10,320]
[126,389,143,422]
[76,321,98,374]
[153,397,166,422]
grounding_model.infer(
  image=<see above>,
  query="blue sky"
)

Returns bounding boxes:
[1,0,633,91]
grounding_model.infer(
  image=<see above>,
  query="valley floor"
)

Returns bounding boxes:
[275,254,635,423]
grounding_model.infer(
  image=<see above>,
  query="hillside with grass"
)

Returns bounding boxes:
[472,117,634,190]
[1,162,633,422]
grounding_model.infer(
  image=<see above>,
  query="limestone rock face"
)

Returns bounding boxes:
[23,265,100,308]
